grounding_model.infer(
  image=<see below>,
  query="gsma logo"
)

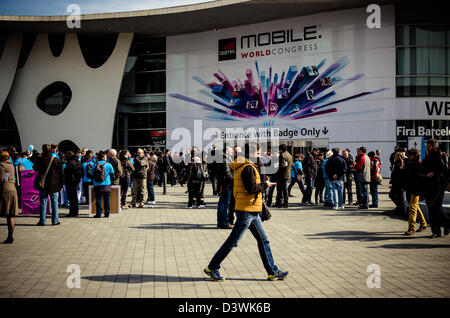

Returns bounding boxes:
[218,38,236,61]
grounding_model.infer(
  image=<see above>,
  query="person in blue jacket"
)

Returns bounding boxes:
[90,151,115,218]
[288,153,306,199]
[323,150,333,207]
[81,150,95,204]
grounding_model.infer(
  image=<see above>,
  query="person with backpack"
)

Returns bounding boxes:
[186,148,207,208]
[368,151,381,208]
[33,144,64,226]
[203,143,287,282]
[82,150,95,205]
[90,151,115,218]
[64,151,84,217]
[288,153,305,199]
[119,149,134,209]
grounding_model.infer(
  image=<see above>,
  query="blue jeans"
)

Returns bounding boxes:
[217,188,231,227]
[331,179,344,207]
[303,177,315,203]
[208,210,279,275]
[147,179,155,202]
[95,190,110,217]
[324,179,333,205]
[39,191,59,224]
[358,182,369,208]
[370,182,379,206]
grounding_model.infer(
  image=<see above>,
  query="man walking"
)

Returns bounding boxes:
[325,148,347,209]
[420,139,449,238]
[204,143,288,281]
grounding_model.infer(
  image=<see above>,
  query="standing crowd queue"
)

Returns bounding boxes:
[1,140,449,279]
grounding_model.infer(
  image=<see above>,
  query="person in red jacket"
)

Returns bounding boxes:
[352,147,371,209]
[368,151,381,208]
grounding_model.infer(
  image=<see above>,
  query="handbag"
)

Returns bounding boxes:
[260,189,271,222]
[37,156,54,190]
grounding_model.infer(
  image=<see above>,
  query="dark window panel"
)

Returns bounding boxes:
[135,54,166,72]
[135,71,166,94]
[77,33,119,68]
[48,33,65,57]
[36,81,72,115]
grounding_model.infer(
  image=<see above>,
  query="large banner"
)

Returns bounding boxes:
[167,5,396,148]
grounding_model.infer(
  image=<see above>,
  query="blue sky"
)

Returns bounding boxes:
[0,0,215,16]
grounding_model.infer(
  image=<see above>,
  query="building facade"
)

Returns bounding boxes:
[0,1,449,177]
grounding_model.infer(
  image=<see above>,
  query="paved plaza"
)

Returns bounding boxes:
[1,182,450,298]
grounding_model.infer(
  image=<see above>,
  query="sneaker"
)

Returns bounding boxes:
[93,215,101,218]
[369,204,378,208]
[268,270,289,281]
[198,205,205,208]
[339,206,345,210]
[36,222,46,226]
[203,267,225,282]
[139,204,145,208]
[149,201,156,204]
[128,204,136,208]
[186,206,193,209]
[404,229,415,236]
[332,206,339,210]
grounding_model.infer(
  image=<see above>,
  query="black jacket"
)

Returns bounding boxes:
[325,154,347,181]
[402,158,423,195]
[420,150,448,188]
[64,159,83,185]
[303,153,318,179]
[216,154,233,193]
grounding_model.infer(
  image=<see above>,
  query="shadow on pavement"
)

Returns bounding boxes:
[83,274,265,283]
[368,243,450,249]
[83,274,206,283]
[322,209,405,221]
[304,230,426,242]
[130,223,217,230]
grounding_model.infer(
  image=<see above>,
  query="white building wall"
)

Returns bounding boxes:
[0,32,22,111]
[7,32,133,152]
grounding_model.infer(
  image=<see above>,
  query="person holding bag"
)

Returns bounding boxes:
[33,144,64,226]
[204,143,288,282]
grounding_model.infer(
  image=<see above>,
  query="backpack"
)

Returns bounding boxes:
[191,163,203,182]
[85,162,93,177]
[93,162,106,183]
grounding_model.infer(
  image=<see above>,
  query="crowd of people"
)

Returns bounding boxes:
[0,139,449,247]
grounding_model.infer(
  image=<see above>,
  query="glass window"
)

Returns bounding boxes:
[429,77,446,96]
[118,102,166,113]
[429,29,446,46]
[396,26,409,46]
[135,71,166,94]
[135,54,166,72]
[429,48,446,75]
[130,36,165,56]
[396,48,411,75]
[120,112,166,130]
[415,27,429,46]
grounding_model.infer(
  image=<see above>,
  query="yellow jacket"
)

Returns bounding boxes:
[230,157,263,213]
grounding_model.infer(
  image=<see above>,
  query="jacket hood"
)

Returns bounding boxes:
[230,156,253,170]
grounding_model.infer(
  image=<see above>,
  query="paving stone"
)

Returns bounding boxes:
[0,183,449,298]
